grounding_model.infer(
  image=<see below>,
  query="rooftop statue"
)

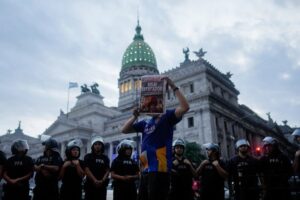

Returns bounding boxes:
[81,84,91,93]
[282,120,288,126]
[225,72,233,79]
[266,112,274,124]
[183,47,190,62]
[91,83,100,95]
[194,48,207,59]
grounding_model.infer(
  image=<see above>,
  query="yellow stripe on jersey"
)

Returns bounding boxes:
[156,146,167,172]
[140,151,149,170]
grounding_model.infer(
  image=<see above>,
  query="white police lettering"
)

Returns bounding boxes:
[205,164,214,170]
[96,159,104,164]
[237,162,248,167]
[178,165,187,170]
[269,158,281,164]
[14,161,23,166]
[40,157,51,163]
[123,160,132,165]
[145,124,155,134]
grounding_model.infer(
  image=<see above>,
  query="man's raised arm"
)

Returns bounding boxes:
[163,77,189,118]
[121,108,139,134]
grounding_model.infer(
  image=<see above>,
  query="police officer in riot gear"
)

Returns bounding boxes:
[196,143,228,200]
[111,139,139,200]
[33,137,63,200]
[3,139,34,200]
[228,139,260,200]
[169,138,196,200]
[0,149,6,180]
[292,129,300,174]
[59,139,85,200]
[0,148,6,200]
[260,136,292,200]
[84,136,110,200]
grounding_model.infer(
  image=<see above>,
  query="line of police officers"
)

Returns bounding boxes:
[169,130,300,200]
[0,129,299,200]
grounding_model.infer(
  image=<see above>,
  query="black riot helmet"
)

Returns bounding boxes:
[42,138,59,152]
[11,139,29,155]
[65,139,82,159]
[116,139,134,156]
[172,138,185,149]
[91,136,105,153]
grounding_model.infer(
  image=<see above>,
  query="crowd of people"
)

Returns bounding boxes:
[0,76,299,200]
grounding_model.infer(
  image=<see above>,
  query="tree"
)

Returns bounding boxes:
[184,142,206,167]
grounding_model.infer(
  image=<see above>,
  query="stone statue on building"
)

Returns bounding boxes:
[91,83,100,95]
[183,47,190,62]
[81,84,91,93]
[266,112,274,124]
[225,72,233,79]
[194,48,207,60]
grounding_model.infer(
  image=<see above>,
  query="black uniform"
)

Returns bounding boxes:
[137,170,149,200]
[33,152,63,200]
[60,160,85,200]
[3,155,33,200]
[84,153,110,200]
[295,151,300,176]
[260,152,292,200]
[0,151,7,176]
[0,150,7,199]
[169,157,194,200]
[228,155,260,200]
[199,159,227,200]
[111,155,139,200]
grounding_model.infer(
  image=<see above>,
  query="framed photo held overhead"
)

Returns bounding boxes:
[139,75,166,115]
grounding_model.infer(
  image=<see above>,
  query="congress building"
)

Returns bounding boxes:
[1,22,296,160]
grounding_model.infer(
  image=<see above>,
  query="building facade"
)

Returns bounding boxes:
[1,22,296,160]
[0,122,42,159]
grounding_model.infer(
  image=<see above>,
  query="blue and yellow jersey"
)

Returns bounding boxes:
[133,109,181,173]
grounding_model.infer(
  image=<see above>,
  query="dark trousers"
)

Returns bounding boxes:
[147,172,170,200]
[234,188,259,200]
[264,188,291,200]
[60,185,82,200]
[33,185,59,200]
[3,184,30,200]
[137,173,148,200]
[84,186,107,200]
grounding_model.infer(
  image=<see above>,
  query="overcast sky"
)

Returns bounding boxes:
[0,0,299,137]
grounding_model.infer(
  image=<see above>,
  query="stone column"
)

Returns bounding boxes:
[60,141,66,159]
[86,139,91,154]
[81,139,87,159]
[218,116,229,158]
[108,142,113,163]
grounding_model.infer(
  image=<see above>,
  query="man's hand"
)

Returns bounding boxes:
[93,179,103,187]
[133,107,140,118]
[212,160,220,167]
[161,76,176,90]
[200,160,210,167]
[63,161,72,168]
[295,150,300,157]
[72,160,80,166]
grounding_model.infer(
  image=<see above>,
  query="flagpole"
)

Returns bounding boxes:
[135,85,140,164]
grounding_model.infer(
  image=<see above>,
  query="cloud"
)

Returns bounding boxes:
[279,73,291,80]
[0,0,300,136]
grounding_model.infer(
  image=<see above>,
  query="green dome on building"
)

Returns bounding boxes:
[121,22,157,71]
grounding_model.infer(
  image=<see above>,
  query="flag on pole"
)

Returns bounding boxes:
[69,82,78,89]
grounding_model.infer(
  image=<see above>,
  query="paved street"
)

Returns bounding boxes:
[107,190,113,200]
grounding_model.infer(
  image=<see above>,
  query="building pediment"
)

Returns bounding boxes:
[43,120,76,136]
